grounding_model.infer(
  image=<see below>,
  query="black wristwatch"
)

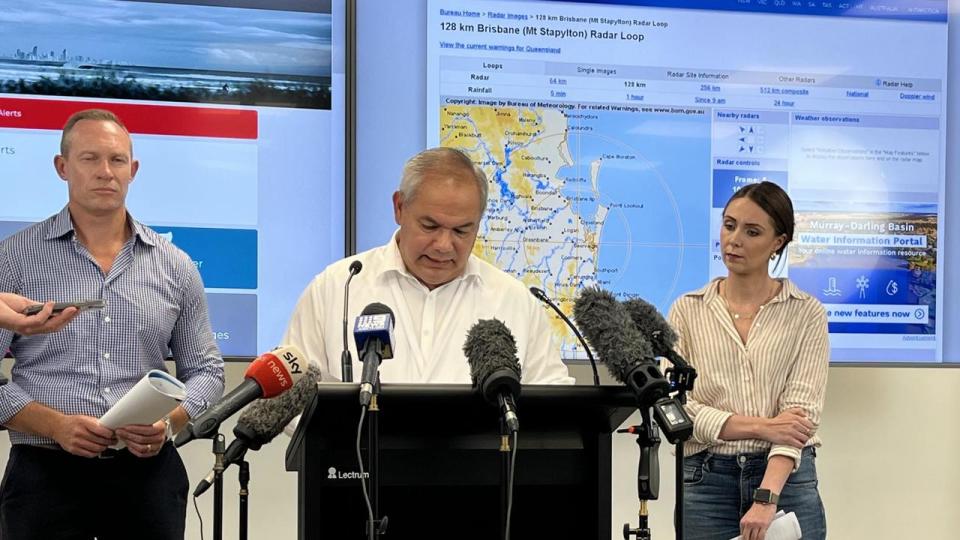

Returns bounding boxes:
[752,488,779,505]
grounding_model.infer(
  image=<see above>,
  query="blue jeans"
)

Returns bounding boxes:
[682,447,826,540]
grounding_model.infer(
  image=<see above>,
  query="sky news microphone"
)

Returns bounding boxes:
[463,318,522,434]
[194,362,322,497]
[354,303,395,406]
[174,345,306,447]
[341,260,363,382]
[573,288,670,407]
[529,286,600,386]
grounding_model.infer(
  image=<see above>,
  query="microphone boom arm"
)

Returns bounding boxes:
[529,287,600,386]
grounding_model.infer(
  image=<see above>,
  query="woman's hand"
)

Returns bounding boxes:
[740,502,778,540]
[759,407,814,448]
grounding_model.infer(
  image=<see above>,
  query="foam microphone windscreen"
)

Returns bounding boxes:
[463,318,521,401]
[233,363,322,449]
[622,297,679,355]
[573,287,654,384]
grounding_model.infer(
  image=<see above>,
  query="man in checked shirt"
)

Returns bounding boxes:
[0,109,225,539]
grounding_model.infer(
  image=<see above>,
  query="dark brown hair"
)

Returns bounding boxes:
[724,181,795,261]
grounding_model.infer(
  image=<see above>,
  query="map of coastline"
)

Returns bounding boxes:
[439,100,711,356]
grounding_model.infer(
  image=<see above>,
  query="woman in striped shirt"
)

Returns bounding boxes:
[668,182,829,540]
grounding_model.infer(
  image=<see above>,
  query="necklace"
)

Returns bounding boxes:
[722,280,780,321]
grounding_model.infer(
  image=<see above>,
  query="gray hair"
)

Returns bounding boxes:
[398,147,488,215]
[60,109,132,157]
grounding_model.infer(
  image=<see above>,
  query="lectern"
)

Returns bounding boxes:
[286,383,636,539]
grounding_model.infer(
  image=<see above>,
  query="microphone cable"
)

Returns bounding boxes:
[505,431,518,540]
[356,405,375,540]
[192,494,206,540]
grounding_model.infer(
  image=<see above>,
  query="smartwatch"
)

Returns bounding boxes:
[752,488,779,505]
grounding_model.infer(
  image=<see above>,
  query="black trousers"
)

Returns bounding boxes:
[0,443,188,540]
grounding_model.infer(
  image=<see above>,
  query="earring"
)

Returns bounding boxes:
[770,253,776,261]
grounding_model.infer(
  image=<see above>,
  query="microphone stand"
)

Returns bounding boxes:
[619,408,659,540]
[238,459,250,540]
[664,360,696,540]
[210,433,226,540]
[341,270,358,382]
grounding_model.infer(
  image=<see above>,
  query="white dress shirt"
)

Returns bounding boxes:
[282,232,574,385]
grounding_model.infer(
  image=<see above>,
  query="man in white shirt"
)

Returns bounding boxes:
[283,147,573,384]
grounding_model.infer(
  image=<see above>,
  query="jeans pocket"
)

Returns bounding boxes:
[785,477,818,489]
[785,453,819,489]
[682,464,705,486]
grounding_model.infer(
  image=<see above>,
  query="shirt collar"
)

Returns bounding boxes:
[376,229,483,287]
[687,276,805,304]
[44,205,155,247]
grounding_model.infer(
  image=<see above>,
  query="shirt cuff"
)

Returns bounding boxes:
[768,444,803,472]
[0,382,34,425]
[180,396,211,420]
[692,406,734,445]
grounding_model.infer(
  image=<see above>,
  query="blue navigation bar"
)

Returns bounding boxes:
[568,0,948,22]
[149,226,257,290]
[207,293,258,356]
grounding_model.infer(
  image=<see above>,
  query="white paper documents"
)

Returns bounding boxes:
[99,370,186,449]
[729,510,802,540]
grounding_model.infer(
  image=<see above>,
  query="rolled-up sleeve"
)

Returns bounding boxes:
[769,303,830,469]
[0,244,32,424]
[170,264,224,418]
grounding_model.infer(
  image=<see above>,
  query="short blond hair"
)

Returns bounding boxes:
[60,109,132,156]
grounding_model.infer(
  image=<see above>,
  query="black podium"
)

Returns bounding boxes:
[286,383,637,540]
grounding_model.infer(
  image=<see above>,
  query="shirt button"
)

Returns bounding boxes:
[103,353,110,359]
[104,316,111,323]
[104,387,111,394]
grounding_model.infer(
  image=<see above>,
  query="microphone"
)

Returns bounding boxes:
[341,260,363,382]
[174,345,306,447]
[354,303,395,406]
[193,363,322,497]
[622,297,697,393]
[529,286,600,386]
[573,288,670,407]
[463,318,521,434]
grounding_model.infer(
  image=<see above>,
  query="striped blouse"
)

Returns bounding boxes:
[667,277,829,468]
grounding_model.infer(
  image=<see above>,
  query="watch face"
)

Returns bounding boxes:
[753,489,778,504]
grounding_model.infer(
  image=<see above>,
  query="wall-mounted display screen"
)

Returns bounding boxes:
[0,0,345,357]
[357,0,955,364]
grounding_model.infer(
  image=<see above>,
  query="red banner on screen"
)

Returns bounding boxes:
[0,97,257,139]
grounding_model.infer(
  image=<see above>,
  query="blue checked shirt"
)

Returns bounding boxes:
[0,206,225,447]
